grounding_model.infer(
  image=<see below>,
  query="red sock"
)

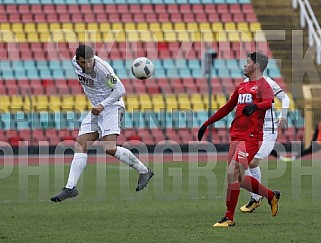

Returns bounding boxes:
[225,182,240,220]
[241,175,274,200]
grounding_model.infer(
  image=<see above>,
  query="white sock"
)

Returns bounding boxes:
[114,146,148,173]
[250,166,262,201]
[65,153,88,189]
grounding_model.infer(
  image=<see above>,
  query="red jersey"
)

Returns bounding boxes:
[204,77,274,142]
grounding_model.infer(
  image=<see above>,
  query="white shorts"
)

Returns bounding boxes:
[78,105,124,138]
[254,132,278,159]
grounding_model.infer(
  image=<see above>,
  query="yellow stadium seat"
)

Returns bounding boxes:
[139,31,154,42]
[152,31,163,42]
[161,23,173,31]
[35,95,48,110]
[191,94,204,111]
[48,96,61,112]
[137,23,148,31]
[2,31,19,42]
[152,96,165,112]
[177,31,190,41]
[125,95,140,112]
[149,23,161,31]
[87,23,99,31]
[216,31,228,42]
[203,95,218,109]
[0,23,10,30]
[74,23,86,33]
[124,23,136,31]
[61,96,74,110]
[253,30,266,42]
[192,31,201,42]
[87,31,101,42]
[239,31,252,41]
[228,32,240,42]
[23,96,36,112]
[192,102,205,111]
[127,31,140,41]
[225,22,236,31]
[74,95,88,110]
[99,23,110,31]
[62,23,73,31]
[77,32,86,42]
[201,31,215,42]
[37,23,49,33]
[39,33,50,42]
[115,31,126,42]
[49,23,61,32]
[0,96,10,112]
[24,23,36,32]
[178,96,192,109]
[174,23,186,31]
[164,31,176,42]
[211,23,223,31]
[15,32,26,42]
[11,96,24,110]
[249,22,262,32]
[111,23,123,30]
[26,33,39,42]
[199,22,211,31]
[165,95,178,110]
[215,94,227,108]
[12,23,23,32]
[186,23,198,31]
[237,22,249,32]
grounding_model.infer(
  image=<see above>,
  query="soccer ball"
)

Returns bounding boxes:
[131,57,154,80]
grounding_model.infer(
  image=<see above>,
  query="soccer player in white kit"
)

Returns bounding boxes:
[240,76,290,212]
[51,44,154,202]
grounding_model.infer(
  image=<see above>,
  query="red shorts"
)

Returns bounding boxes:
[227,140,259,169]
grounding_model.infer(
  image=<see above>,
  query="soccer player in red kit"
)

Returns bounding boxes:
[198,52,281,227]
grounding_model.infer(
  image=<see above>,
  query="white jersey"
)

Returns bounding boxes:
[72,55,125,108]
[244,76,287,134]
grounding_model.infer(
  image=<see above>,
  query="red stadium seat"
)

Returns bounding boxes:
[129,4,141,14]
[30,5,43,14]
[6,5,18,13]
[58,14,71,23]
[204,5,216,14]
[92,4,106,13]
[179,4,192,14]
[8,13,21,23]
[79,5,92,14]
[18,5,30,14]
[67,5,80,14]
[167,4,179,14]
[229,4,241,14]
[156,4,167,14]
[0,5,5,13]
[43,5,55,14]
[192,4,205,14]
[142,4,153,14]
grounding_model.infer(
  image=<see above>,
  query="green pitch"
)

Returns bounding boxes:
[1,158,320,242]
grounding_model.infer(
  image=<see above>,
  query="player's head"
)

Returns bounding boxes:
[76,44,95,74]
[244,52,268,78]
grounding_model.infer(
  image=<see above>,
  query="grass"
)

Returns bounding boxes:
[0,157,321,242]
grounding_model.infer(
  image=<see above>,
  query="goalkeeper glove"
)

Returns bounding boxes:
[198,125,207,141]
[242,104,257,117]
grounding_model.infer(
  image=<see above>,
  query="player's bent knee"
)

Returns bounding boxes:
[106,148,117,156]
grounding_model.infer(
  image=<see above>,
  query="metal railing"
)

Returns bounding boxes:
[292,0,321,64]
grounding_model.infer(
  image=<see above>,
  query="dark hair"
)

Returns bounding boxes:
[248,52,268,72]
[76,44,94,60]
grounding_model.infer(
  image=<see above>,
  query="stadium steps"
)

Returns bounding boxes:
[251,0,321,103]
